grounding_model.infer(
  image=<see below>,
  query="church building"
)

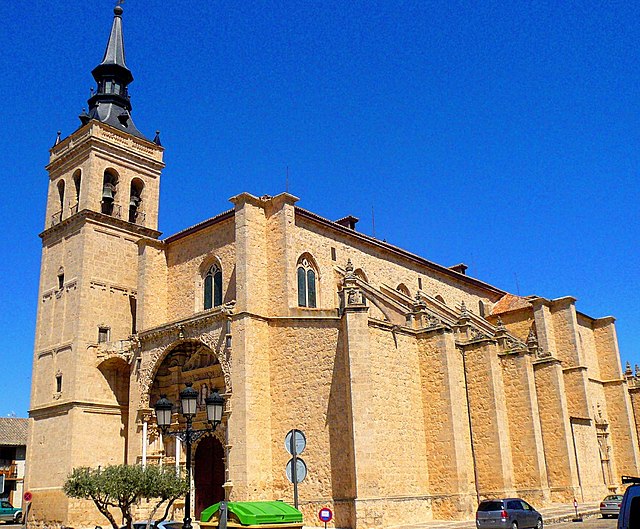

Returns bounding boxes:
[27,6,640,529]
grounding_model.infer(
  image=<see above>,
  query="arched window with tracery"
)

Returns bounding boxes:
[204,264,223,309]
[297,256,317,308]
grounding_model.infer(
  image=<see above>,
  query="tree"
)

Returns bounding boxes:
[64,464,189,529]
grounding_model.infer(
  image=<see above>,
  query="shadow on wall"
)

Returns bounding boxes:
[327,321,357,528]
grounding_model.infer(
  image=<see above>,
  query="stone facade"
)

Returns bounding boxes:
[26,10,640,529]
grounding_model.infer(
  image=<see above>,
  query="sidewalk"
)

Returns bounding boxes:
[387,502,602,528]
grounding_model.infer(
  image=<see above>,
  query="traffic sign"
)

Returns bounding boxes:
[24,490,33,502]
[285,429,306,455]
[286,457,307,483]
[318,508,333,522]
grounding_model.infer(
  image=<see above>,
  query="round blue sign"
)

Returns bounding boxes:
[318,508,333,522]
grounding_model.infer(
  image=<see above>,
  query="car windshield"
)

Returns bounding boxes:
[478,501,503,511]
[604,495,623,501]
[163,524,182,529]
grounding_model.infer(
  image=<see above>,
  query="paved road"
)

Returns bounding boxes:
[549,516,617,528]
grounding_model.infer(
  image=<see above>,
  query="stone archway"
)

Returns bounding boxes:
[194,435,225,517]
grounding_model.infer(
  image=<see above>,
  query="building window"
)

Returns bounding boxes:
[417,277,422,290]
[331,247,337,261]
[204,264,223,309]
[57,271,64,290]
[297,257,317,308]
[98,327,110,343]
[56,374,62,393]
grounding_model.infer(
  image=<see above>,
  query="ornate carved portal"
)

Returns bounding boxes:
[136,321,233,513]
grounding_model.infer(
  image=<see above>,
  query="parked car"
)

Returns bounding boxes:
[618,476,640,529]
[0,500,22,523]
[476,498,543,529]
[601,494,623,518]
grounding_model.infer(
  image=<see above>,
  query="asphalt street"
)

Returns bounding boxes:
[549,517,617,528]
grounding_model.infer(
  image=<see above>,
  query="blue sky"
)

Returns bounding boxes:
[0,1,638,417]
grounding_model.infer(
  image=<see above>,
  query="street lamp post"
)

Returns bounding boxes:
[154,383,224,529]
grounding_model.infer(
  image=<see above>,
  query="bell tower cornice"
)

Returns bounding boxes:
[47,121,164,176]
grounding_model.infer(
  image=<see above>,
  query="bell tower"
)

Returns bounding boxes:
[27,6,164,525]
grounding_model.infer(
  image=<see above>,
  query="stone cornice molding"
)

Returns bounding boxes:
[30,400,124,418]
[48,121,163,174]
[137,303,234,343]
[40,208,161,241]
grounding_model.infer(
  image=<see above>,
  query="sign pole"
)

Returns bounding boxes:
[290,434,298,509]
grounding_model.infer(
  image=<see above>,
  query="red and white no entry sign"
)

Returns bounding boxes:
[318,507,333,522]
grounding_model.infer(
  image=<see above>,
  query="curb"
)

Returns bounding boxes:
[545,509,602,524]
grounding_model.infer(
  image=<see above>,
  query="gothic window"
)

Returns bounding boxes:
[297,257,317,308]
[57,268,64,290]
[56,374,62,393]
[129,178,144,223]
[204,264,223,309]
[101,169,118,216]
[479,300,486,318]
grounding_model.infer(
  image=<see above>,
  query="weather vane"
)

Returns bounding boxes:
[116,0,125,6]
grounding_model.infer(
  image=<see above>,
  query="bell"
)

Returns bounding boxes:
[129,195,141,208]
[102,183,115,201]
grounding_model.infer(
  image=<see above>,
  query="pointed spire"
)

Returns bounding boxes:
[153,130,162,146]
[83,5,147,139]
[98,5,131,79]
[52,131,61,148]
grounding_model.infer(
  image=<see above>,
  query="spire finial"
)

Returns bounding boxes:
[52,131,61,147]
[81,2,147,139]
[153,130,162,146]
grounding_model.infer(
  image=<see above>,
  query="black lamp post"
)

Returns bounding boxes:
[154,383,224,529]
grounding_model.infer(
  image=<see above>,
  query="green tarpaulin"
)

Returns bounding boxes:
[201,501,303,525]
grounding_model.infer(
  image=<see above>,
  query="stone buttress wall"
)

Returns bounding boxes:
[499,352,549,504]
[463,341,515,498]
[417,329,476,520]
[533,358,579,502]
[267,318,354,527]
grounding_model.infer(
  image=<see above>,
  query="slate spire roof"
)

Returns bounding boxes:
[80,5,147,140]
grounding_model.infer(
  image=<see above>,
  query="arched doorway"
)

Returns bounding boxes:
[195,435,225,517]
